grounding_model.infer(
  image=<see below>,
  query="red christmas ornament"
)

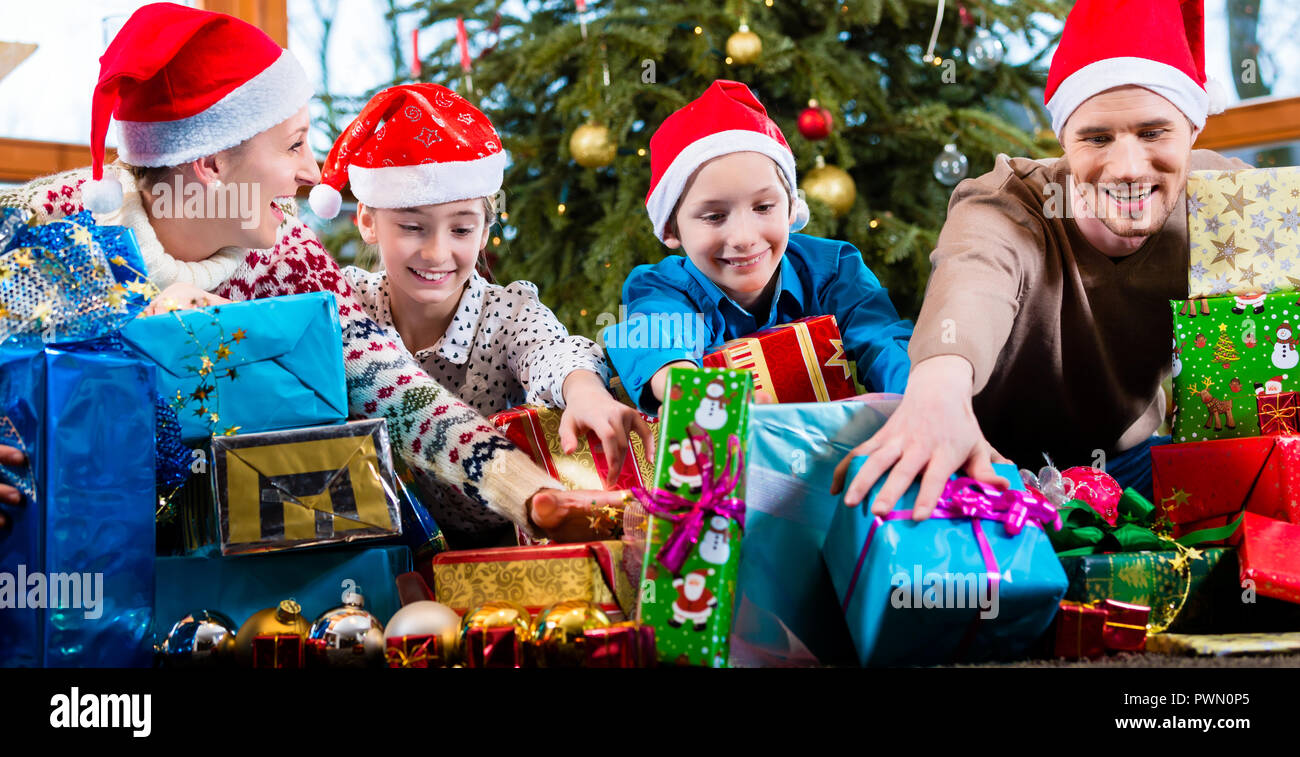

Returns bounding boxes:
[1061,466,1123,526]
[958,3,975,28]
[797,100,833,141]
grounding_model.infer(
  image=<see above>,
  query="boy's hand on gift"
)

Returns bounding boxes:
[561,372,656,488]
[831,355,1010,520]
[141,282,232,317]
[528,488,627,542]
[0,444,26,528]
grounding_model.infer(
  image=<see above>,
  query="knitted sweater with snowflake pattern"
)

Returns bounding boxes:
[1,167,560,535]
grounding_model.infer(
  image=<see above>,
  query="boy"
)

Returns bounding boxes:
[604,80,912,413]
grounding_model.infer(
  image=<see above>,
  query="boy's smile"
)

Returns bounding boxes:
[663,151,791,313]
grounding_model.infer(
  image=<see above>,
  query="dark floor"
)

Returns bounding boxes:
[952,652,1300,668]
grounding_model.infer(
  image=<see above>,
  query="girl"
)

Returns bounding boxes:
[1,2,621,543]
[309,83,650,545]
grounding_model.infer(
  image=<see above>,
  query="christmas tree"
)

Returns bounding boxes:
[1213,323,1240,368]
[318,0,1065,336]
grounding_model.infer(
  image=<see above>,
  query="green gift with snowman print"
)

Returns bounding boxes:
[633,366,753,667]
[1171,291,1300,442]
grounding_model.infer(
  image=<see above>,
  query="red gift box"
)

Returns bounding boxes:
[385,635,448,668]
[1256,392,1300,435]
[1100,600,1150,652]
[702,315,859,402]
[583,622,657,668]
[1152,436,1300,526]
[463,626,523,668]
[1239,512,1300,605]
[251,635,304,669]
[489,404,655,492]
[1053,600,1150,659]
[1054,602,1107,659]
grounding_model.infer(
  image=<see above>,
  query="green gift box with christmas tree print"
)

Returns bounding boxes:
[1171,291,1300,442]
[632,366,752,668]
[1061,548,1300,634]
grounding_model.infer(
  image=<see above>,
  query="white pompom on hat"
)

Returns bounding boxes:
[86,2,312,213]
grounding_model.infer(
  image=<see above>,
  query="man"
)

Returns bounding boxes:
[834,0,1247,516]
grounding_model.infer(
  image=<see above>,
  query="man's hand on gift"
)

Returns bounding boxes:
[141,282,232,317]
[0,444,26,529]
[831,355,1010,520]
[527,488,627,543]
[560,371,656,488]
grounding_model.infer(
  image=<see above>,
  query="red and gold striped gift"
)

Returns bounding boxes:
[489,404,655,492]
[702,315,859,402]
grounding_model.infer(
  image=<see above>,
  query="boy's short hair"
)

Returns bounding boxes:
[664,156,795,240]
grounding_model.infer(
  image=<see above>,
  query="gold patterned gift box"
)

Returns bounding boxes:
[489,403,655,491]
[1187,167,1300,298]
[425,541,635,621]
[211,419,402,555]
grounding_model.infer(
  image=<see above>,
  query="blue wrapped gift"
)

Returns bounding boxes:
[153,545,412,643]
[823,457,1067,667]
[119,292,347,442]
[732,398,900,668]
[0,345,157,667]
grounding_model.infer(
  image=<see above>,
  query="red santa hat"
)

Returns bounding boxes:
[308,83,505,220]
[645,80,810,243]
[83,2,313,214]
[1045,0,1226,137]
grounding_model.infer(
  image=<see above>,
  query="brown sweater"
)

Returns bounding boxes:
[909,149,1248,468]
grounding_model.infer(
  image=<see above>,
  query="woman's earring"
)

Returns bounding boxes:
[212,179,223,189]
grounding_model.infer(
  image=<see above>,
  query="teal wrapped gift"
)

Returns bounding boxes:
[823,458,1067,667]
[153,545,412,643]
[732,397,900,667]
[119,292,347,442]
[0,345,157,667]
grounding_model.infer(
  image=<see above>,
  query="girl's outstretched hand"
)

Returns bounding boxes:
[527,488,629,543]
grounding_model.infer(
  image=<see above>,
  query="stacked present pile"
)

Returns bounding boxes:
[1144,166,1300,653]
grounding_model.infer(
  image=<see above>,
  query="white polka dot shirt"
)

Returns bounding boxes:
[341,267,609,416]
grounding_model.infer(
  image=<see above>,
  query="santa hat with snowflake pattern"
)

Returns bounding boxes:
[1044,0,1226,137]
[308,83,506,220]
[83,2,313,214]
[645,80,809,243]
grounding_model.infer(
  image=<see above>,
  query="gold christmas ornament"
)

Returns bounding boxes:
[528,599,611,667]
[569,123,617,168]
[233,599,310,665]
[384,600,462,664]
[726,24,762,65]
[461,601,533,643]
[801,156,856,217]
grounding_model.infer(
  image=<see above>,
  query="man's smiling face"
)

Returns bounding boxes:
[1062,85,1198,250]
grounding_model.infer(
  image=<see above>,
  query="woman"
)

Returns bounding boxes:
[0,2,620,543]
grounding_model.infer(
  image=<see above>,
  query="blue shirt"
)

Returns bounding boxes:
[602,233,913,413]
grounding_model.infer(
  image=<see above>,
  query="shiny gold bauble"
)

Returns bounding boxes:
[569,123,617,168]
[233,599,310,666]
[529,599,611,667]
[384,600,462,663]
[461,600,532,643]
[725,26,762,65]
[801,161,857,217]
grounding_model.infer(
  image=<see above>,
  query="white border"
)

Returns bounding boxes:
[646,129,797,242]
[117,50,313,167]
[349,150,507,208]
[1047,56,1208,135]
